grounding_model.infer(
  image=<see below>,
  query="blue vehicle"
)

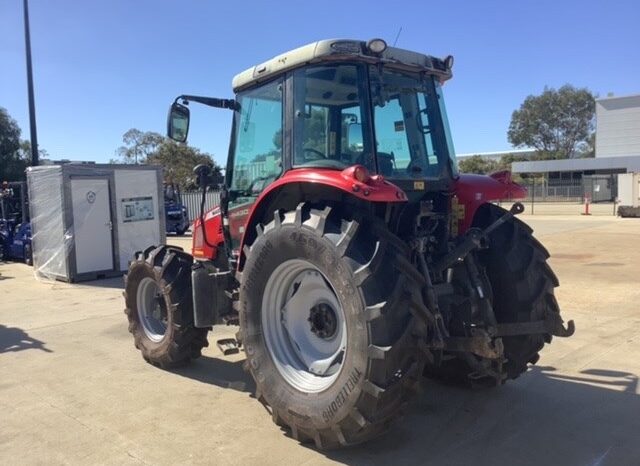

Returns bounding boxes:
[0,219,32,265]
[0,181,32,265]
[164,183,190,235]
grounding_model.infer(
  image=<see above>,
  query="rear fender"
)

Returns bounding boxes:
[237,167,407,271]
[453,171,527,234]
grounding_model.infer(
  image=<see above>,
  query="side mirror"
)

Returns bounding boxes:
[167,102,190,142]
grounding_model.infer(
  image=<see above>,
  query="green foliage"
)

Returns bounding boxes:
[0,107,27,181]
[508,85,595,159]
[116,128,221,189]
[116,129,165,164]
[458,155,500,174]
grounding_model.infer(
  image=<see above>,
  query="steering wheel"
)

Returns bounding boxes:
[303,147,326,161]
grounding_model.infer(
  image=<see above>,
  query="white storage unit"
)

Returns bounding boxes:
[27,164,165,282]
[617,173,640,207]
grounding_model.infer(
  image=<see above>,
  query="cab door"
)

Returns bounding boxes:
[227,78,284,248]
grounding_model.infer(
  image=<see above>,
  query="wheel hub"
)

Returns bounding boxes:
[261,259,347,393]
[308,303,338,339]
[136,276,168,342]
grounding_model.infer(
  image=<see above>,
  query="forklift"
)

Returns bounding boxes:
[0,181,33,265]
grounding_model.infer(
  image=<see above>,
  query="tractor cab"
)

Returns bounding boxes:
[168,38,459,257]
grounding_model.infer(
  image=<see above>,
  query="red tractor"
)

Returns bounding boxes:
[124,38,574,449]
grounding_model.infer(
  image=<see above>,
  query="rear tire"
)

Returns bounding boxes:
[241,204,431,449]
[427,204,562,386]
[124,245,209,368]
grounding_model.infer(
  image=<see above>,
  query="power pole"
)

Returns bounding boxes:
[23,0,39,166]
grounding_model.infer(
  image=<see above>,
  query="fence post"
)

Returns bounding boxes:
[531,178,535,215]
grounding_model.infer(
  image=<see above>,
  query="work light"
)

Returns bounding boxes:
[367,38,387,54]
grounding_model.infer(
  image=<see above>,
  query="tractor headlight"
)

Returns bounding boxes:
[366,38,387,54]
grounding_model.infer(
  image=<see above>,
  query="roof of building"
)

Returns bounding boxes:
[457,149,535,159]
[596,93,640,103]
[512,155,640,174]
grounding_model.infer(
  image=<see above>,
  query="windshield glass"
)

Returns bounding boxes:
[290,64,454,179]
[369,67,449,179]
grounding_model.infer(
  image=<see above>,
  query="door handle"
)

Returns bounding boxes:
[105,221,113,230]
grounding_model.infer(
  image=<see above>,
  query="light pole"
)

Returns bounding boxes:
[23,0,39,166]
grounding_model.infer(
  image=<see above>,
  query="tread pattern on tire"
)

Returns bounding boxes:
[241,203,433,449]
[124,245,209,368]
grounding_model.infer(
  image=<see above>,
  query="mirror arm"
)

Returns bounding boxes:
[174,95,238,111]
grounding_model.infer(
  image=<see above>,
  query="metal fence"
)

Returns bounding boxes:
[180,189,221,223]
[519,175,618,203]
[179,174,619,222]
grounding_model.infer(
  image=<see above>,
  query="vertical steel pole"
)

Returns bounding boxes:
[23,0,39,167]
[531,177,535,215]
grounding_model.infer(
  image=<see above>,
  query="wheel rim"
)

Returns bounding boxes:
[262,259,347,393]
[136,277,168,342]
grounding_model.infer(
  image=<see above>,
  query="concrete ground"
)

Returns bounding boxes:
[1,216,639,465]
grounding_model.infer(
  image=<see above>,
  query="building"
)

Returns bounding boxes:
[511,93,640,177]
[596,94,640,158]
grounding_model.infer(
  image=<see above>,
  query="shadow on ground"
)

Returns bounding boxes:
[75,276,124,289]
[319,366,640,465]
[0,325,52,353]
[156,350,640,464]
[173,355,255,394]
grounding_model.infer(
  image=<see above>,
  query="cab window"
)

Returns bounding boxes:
[229,79,283,195]
[292,64,374,171]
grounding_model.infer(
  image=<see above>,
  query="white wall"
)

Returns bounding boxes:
[114,170,162,271]
[596,95,640,158]
[617,173,640,207]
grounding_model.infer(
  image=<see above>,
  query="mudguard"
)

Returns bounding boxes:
[193,166,407,263]
[453,171,527,234]
[238,167,407,269]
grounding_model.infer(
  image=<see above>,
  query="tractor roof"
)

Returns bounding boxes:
[232,38,453,92]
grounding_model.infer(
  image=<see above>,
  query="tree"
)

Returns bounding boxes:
[19,140,49,164]
[0,107,28,181]
[147,140,221,190]
[115,128,221,189]
[508,85,595,159]
[458,155,500,174]
[117,129,164,164]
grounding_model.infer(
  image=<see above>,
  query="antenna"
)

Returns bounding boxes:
[393,27,403,46]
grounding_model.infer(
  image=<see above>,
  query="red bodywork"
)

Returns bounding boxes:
[191,165,406,260]
[192,166,526,262]
[453,171,528,232]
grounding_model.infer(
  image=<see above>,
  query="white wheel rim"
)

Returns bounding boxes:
[136,277,168,342]
[262,259,347,393]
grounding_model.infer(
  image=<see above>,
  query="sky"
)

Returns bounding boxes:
[1,0,639,167]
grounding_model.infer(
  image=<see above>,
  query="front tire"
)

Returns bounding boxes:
[241,204,431,449]
[124,245,209,368]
